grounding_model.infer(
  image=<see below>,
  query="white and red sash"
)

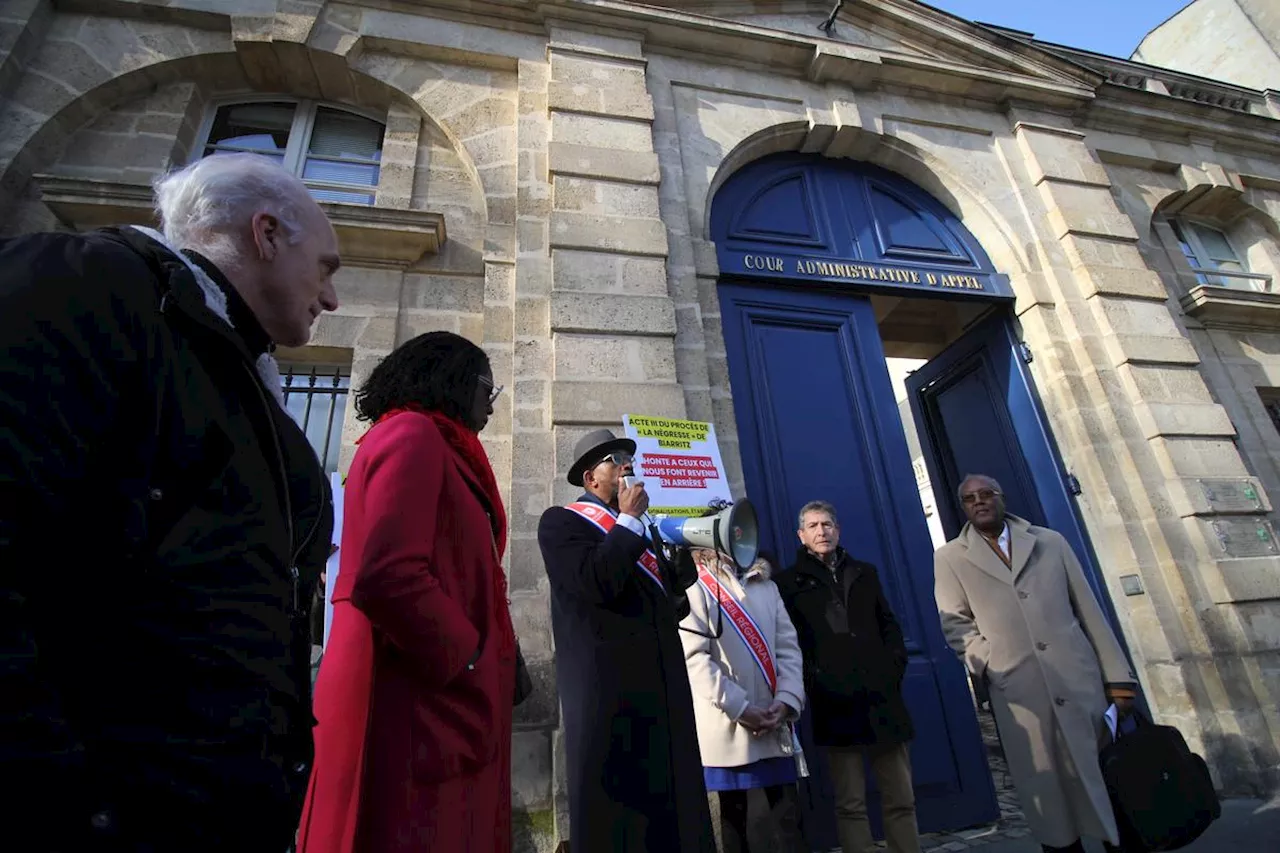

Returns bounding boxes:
[563,501,667,593]
[697,567,777,694]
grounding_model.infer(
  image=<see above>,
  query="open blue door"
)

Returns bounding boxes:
[719,282,999,846]
[904,310,1118,621]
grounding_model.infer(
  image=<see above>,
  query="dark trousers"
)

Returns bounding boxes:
[717,783,807,853]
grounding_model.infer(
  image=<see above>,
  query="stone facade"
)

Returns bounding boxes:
[1133,0,1280,91]
[3,1,1279,848]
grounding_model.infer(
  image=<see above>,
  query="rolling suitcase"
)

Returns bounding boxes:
[1098,711,1220,852]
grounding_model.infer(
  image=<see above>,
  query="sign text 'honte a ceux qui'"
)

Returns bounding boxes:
[741,254,986,291]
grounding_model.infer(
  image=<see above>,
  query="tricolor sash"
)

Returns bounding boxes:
[564,502,667,593]
[696,567,777,694]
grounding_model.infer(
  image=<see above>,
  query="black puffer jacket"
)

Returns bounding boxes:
[776,548,914,747]
[0,227,333,851]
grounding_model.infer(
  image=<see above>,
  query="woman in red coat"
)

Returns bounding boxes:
[298,331,516,853]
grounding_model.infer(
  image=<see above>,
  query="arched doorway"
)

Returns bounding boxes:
[710,152,1100,843]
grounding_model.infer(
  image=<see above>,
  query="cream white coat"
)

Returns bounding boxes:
[680,560,805,769]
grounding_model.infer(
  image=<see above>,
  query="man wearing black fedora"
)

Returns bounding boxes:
[539,429,714,853]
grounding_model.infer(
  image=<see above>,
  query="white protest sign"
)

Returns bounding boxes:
[323,471,344,648]
[622,414,732,518]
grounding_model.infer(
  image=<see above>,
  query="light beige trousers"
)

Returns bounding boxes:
[826,742,922,853]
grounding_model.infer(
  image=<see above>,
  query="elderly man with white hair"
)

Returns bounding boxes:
[0,153,341,851]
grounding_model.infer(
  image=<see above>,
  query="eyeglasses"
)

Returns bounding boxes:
[594,452,633,468]
[477,374,503,406]
[960,489,1001,505]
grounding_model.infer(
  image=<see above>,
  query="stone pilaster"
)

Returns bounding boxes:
[1011,109,1280,793]
[545,25,684,515]
[508,56,558,851]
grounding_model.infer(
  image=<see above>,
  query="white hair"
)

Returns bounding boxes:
[153,152,310,269]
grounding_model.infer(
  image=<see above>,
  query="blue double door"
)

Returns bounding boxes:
[719,281,1090,844]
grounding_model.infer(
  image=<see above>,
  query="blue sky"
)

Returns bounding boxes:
[926,0,1190,59]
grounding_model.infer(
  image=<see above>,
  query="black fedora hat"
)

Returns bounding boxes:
[567,428,637,486]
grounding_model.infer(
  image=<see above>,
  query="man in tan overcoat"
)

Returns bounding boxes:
[934,475,1137,853]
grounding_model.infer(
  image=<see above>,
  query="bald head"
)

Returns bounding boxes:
[153,153,340,346]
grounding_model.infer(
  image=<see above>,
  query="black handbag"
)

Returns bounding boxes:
[513,641,534,707]
[1099,711,1220,852]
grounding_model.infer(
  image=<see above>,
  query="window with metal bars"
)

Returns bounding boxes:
[280,364,351,474]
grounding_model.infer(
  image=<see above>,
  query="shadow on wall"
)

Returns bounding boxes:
[1200,729,1280,798]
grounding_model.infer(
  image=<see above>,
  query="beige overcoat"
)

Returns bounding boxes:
[933,515,1136,848]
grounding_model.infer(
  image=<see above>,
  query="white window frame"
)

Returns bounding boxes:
[1170,217,1272,292]
[195,96,386,205]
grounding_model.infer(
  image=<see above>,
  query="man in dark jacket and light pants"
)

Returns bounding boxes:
[0,153,339,851]
[777,500,922,853]
[538,429,715,853]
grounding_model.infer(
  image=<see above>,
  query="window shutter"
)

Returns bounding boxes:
[308,108,384,162]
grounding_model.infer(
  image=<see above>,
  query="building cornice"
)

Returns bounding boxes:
[52,0,1280,135]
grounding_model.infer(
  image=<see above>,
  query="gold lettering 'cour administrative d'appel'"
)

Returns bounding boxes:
[741,253,985,291]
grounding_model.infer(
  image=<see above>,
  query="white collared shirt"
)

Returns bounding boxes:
[616,513,646,537]
[996,523,1011,560]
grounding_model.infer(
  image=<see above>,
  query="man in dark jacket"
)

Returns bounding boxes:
[776,500,921,853]
[0,152,339,851]
[538,429,714,853]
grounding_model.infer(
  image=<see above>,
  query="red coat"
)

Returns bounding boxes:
[298,411,516,853]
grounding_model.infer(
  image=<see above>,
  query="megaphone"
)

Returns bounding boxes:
[657,499,759,571]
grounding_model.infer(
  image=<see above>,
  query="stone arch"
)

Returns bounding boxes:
[1153,185,1280,237]
[0,20,513,234]
[703,122,1035,295]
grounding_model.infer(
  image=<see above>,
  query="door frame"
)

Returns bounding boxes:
[905,309,1130,647]
[718,281,1001,843]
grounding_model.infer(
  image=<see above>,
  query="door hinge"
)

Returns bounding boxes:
[1066,472,1082,495]
[1018,342,1034,364]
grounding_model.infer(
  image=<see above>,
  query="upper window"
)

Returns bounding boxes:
[1169,219,1270,292]
[201,100,385,205]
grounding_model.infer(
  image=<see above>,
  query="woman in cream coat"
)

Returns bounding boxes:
[681,546,807,853]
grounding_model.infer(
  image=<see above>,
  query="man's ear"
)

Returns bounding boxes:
[250,211,280,261]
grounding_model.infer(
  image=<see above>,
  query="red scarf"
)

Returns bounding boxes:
[358,406,508,559]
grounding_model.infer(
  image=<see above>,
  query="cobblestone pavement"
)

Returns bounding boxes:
[717,703,1032,853]
[914,707,1032,852]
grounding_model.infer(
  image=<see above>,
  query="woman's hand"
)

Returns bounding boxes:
[762,700,793,731]
[737,704,771,734]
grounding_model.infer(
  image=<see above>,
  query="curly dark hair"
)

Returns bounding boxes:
[353,331,490,428]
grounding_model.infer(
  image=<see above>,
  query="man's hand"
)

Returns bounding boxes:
[618,477,649,517]
[737,705,771,734]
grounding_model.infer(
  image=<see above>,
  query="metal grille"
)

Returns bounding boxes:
[280,364,351,474]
